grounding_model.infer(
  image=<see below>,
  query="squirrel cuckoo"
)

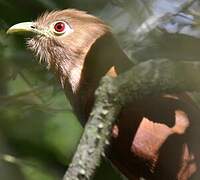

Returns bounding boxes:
[7,9,200,179]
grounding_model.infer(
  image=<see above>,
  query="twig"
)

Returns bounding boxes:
[0,85,48,101]
[134,0,197,42]
[19,71,46,103]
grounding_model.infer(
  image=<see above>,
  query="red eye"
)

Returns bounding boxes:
[54,22,66,32]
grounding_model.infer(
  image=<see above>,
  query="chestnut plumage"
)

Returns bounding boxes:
[7,9,200,179]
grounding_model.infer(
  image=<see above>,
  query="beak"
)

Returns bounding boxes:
[7,22,37,34]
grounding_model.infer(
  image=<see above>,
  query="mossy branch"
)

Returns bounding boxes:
[63,59,200,180]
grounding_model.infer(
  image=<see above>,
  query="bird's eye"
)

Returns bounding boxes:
[54,22,65,33]
[52,21,73,35]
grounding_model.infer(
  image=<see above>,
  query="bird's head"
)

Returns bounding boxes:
[7,9,110,91]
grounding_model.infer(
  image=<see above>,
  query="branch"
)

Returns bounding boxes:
[134,0,197,42]
[63,59,200,180]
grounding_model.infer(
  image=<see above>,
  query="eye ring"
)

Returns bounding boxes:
[51,21,73,36]
[53,21,66,34]
[54,22,65,32]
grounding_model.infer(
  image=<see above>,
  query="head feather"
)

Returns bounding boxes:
[27,9,110,92]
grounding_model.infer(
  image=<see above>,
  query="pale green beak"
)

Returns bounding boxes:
[7,22,38,34]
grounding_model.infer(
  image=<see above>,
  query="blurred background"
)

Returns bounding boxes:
[1,0,200,179]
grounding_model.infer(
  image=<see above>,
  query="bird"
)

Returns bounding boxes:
[7,9,200,180]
